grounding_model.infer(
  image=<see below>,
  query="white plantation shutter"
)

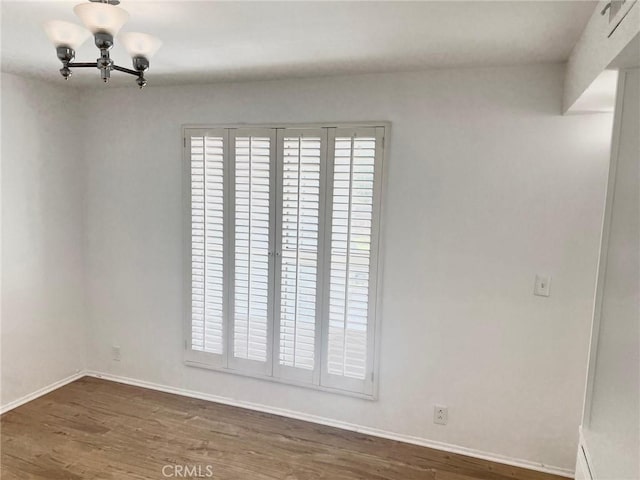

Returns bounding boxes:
[274,129,326,384]
[190,136,206,351]
[185,124,385,397]
[321,127,383,395]
[229,129,276,374]
[186,130,228,367]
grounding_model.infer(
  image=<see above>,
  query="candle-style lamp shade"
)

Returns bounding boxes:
[43,20,91,49]
[73,2,129,36]
[119,32,162,59]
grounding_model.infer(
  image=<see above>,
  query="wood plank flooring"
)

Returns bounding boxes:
[1,377,566,480]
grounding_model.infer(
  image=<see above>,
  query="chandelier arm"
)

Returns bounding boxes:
[62,60,147,88]
[112,64,141,76]
[66,62,141,77]
[68,62,98,68]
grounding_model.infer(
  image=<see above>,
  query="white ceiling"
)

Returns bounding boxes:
[1,1,597,88]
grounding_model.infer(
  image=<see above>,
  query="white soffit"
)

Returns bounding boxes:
[569,69,618,114]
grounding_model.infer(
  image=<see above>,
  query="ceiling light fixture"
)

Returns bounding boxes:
[43,0,161,88]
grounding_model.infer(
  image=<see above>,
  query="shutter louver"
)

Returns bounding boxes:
[233,135,272,362]
[278,136,322,371]
[327,135,376,380]
[190,135,225,355]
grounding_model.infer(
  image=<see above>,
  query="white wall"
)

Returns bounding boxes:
[81,64,613,472]
[583,68,639,480]
[1,73,87,407]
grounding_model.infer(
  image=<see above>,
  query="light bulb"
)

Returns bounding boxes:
[43,20,91,49]
[73,2,129,36]
[119,32,162,59]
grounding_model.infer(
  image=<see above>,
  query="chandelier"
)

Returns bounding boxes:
[43,0,161,88]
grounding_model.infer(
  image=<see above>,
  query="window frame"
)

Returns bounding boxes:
[182,122,389,400]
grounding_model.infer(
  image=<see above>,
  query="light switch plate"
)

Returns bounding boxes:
[534,275,551,297]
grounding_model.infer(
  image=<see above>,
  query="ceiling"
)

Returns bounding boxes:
[1,1,597,88]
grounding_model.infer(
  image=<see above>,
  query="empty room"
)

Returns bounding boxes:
[1,1,638,479]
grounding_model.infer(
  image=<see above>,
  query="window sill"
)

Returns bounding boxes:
[184,358,377,401]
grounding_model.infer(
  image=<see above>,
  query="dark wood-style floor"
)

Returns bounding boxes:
[1,377,565,480]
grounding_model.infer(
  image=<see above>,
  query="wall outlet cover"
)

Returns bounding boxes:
[434,405,448,425]
[112,345,121,361]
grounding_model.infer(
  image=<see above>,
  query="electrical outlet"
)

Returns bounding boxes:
[112,345,121,362]
[434,405,448,425]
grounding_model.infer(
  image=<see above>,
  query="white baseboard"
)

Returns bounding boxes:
[86,370,574,478]
[578,427,596,480]
[0,371,85,415]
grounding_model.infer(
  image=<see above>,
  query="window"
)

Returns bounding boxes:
[184,124,386,397]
